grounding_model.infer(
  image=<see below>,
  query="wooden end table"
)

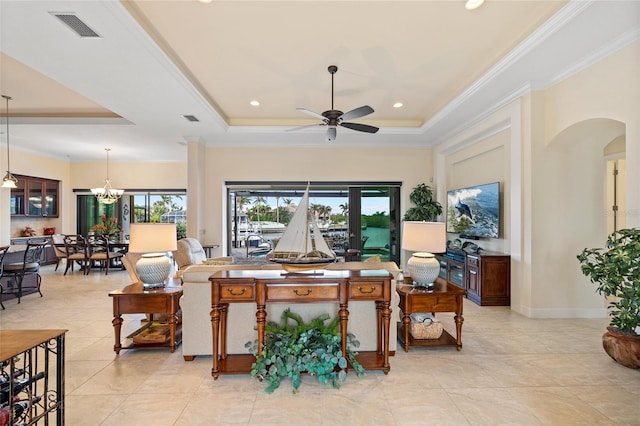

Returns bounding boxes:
[109,279,183,353]
[396,277,465,351]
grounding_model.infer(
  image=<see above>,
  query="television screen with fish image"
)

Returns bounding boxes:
[446,182,500,238]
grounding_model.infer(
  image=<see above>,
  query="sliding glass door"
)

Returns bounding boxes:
[226,181,401,264]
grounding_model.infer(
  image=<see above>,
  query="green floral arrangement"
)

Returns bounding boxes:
[245,309,365,394]
[90,214,120,236]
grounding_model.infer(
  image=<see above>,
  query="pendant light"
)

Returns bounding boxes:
[91,148,123,204]
[1,95,18,189]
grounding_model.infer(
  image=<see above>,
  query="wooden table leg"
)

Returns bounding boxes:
[112,314,123,354]
[211,305,221,379]
[402,310,411,353]
[168,312,177,353]
[454,312,464,350]
[220,304,228,359]
[339,303,349,364]
[382,301,391,373]
[256,303,266,355]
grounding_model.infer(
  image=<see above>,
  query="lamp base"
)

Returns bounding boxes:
[407,252,439,289]
[136,253,171,288]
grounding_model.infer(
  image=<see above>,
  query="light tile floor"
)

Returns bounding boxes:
[1,264,639,425]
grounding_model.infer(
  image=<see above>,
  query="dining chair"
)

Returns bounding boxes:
[0,245,9,309]
[51,233,68,272]
[63,235,91,275]
[88,236,124,275]
[0,241,46,304]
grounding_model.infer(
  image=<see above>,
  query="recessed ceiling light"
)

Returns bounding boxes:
[198,0,213,4]
[250,100,260,107]
[465,0,485,10]
[393,102,403,108]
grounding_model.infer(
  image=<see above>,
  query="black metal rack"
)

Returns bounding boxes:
[0,330,66,425]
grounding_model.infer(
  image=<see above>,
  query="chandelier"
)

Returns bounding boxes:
[91,148,123,204]
[1,95,18,189]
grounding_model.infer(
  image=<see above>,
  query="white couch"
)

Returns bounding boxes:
[180,261,402,360]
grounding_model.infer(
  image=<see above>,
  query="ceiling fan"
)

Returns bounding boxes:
[294,65,379,142]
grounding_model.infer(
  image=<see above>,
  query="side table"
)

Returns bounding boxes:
[109,279,183,353]
[396,277,465,351]
[202,244,220,258]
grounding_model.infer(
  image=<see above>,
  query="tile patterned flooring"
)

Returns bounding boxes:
[1,264,639,425]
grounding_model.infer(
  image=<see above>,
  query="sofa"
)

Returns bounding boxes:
[180,261,402,360]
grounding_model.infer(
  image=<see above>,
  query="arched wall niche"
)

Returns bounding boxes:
[529,117,625,317]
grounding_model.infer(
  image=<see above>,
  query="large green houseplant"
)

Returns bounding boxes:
[403,183,443,221]
[245,309,365,393]
[577,228,640,368]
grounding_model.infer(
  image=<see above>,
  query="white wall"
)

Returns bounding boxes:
[0,153,187,244]
[434,40,639,319]
[0,149,71,243]
[190,145,435,261]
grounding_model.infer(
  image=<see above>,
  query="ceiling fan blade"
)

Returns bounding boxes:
[296,108,326,121]
[326,126,337,142]
[339,105,374,122]
[287,123,325,132]
[340,122,379,134]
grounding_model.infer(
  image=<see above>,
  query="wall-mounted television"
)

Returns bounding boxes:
[446,182,500,238]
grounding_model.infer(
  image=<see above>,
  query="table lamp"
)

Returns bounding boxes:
[402,221,446,289]
[128,223,177,288]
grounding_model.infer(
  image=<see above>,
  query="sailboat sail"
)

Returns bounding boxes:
[267,185,336,270]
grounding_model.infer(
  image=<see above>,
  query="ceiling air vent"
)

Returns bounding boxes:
[183,115,200,122]
[51,13,101,38]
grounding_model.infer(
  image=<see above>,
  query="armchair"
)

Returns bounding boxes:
[172,238,231,274]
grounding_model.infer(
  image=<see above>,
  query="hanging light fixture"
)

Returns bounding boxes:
[91,148,123,204]
[1,95,18,189]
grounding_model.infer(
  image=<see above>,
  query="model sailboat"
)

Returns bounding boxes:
[267,185,336,271]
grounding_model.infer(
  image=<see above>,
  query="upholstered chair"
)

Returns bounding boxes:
[172,238,232,276]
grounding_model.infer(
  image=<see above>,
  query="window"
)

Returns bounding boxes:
[76,192,187,239]
[226,181,401,264]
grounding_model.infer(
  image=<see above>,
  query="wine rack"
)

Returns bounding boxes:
[0,330,66,425]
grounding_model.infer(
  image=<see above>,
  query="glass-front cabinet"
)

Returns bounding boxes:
[10,178,26,215]
[11,174,59,217]
[436,252,466,290]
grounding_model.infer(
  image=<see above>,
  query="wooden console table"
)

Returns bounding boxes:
[397,277,465,351]
[109,279,183,354]
[209,269,392,379]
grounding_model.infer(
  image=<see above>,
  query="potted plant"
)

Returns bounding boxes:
[245,309,365,393]
[577,228,640,369]
[403,183,443,221]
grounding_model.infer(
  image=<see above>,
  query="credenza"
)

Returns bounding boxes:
[437,248,511,306]
[209,269,393,379]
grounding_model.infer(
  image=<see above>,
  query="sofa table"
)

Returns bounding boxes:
[209,269,392,379]
[109,279,183,354]
[397,277,465,351]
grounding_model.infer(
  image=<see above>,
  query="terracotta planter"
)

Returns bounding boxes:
[602,326,640,369]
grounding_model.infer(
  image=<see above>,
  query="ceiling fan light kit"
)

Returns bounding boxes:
[294,65,379,142]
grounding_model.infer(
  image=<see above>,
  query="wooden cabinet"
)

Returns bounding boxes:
[466,252,511,306]
[436,249,466,290]
[10,174,59,217]
[437,249,511,306]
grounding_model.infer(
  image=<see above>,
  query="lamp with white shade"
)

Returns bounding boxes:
[401,221,446,289]
[128,223,177,288]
